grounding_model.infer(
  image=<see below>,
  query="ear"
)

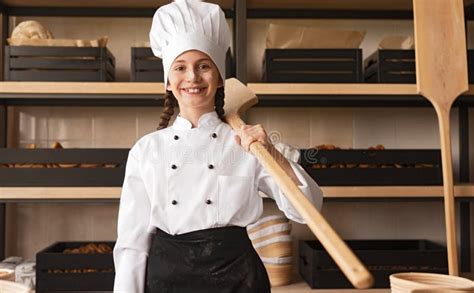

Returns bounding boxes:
[166,80,171,91]
[217,76,224,88]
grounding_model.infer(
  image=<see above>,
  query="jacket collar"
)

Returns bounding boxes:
[172,111,222,130]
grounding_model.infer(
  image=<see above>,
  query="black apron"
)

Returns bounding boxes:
[145,226,271,293]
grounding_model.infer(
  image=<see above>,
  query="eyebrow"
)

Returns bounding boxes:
[174,58,211,63]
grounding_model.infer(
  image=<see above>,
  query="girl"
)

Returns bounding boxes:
[113,1,323,292]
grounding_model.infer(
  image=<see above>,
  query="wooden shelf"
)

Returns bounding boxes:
[273,273,474,292]
[272,282,389,293]
[1,82,474,97]
[0,0,235,9]
[249,83,419,96]
[0,82,164,95]
[247,0,413,11]
[4,0,473,11]
[2,185,474,201]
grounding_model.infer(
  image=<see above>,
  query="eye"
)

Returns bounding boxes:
[198,63,210,70]
[174,66,184,71]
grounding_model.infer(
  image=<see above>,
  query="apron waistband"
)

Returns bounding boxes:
[154,226,248,243]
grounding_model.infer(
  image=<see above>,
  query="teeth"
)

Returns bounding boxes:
[184,88,203,94]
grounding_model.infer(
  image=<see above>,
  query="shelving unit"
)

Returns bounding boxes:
[0,0,473,291]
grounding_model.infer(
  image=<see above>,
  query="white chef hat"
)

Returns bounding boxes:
[149,0,231,88]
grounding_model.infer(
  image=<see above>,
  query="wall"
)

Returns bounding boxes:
[5,15,473,274]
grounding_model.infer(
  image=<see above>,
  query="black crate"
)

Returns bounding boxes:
[0,148,128,187]
[299,240,448,289]
[364,49,474,83]
[131,47,234,82]
[5,46,115,81]
[36,241,115,292]
[299,149,442,186]
[263,49,363,83]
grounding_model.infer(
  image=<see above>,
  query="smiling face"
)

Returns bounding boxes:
[166,50,223,117]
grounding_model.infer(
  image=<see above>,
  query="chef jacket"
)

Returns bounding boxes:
[113,111,323,293]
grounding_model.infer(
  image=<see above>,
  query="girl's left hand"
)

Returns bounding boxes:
[234,124,271,152]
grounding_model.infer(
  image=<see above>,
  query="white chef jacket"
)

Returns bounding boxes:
[113,111,323,293]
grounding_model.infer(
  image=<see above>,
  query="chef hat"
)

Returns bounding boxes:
[149,0,231,88]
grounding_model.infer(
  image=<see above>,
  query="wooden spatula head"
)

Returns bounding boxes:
[413,0,468,107]
[223,78,259,117]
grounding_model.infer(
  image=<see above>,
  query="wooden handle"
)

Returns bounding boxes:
[226,113,374,289]
[435,106,459,276]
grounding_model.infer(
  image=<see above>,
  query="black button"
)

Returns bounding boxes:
[171,200,178,205]
[211,133,217,138]
[206,199,212,205]
[208,164,214,169]
[174,135,179,140]
[171,164,177,169]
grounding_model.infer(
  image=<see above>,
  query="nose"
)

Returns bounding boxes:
[185,68,200,82]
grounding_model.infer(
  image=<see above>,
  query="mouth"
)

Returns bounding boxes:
[181,87,207,95]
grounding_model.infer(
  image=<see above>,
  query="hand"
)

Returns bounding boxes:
[234,124,271,152]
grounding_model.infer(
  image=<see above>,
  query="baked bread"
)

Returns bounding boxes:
[11,20,53,39]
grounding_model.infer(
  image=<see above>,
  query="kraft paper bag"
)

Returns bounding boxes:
[378,35,414,49]
[266,23,366,49]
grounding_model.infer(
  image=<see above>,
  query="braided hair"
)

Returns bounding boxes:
[157,87,225,130]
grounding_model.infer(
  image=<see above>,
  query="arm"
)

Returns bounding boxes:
[235,124,323,223]
[113,150,153,293]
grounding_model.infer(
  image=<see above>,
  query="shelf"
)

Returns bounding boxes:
[1,0,471,11]
[2,185,474,201]
[2,82,474,107]
[272,282,389,293]
[0,0,235,9]
[273,273,474,292]
[247,0,413,11]
[2,82,474,96]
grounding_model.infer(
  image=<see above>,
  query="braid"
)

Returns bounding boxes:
[157,90,177,130]
[214,87,225,122]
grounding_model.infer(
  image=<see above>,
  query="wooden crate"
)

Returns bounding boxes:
[299,149,442,186]
[263,49,363,83]
[4,46,115,81]
[299,239,448,289]
[364,49,474,83]
[0,148,128,187]
[36,241,115,292]
[131,47,234,82]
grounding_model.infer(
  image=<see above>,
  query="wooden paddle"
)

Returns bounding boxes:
[413,0,469,276]
[224,78,374,289]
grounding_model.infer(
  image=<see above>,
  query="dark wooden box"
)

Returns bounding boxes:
[36,241,115,292]
[4,46,115,81]
[263,48,363,83]
[131,47,234,82]
[364,49,474,83]
[0,148,128,187]
[299,240,448,289]
[299,149,442,186]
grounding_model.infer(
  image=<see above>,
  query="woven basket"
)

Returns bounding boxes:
[264,263,293,287]
[247,215,288,234]
[390,273,474,293]
[254,236,292,258]
[0,280,31,293]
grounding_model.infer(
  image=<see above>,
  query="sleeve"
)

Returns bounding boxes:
[256,142,323,224]
[113,150,153,293]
